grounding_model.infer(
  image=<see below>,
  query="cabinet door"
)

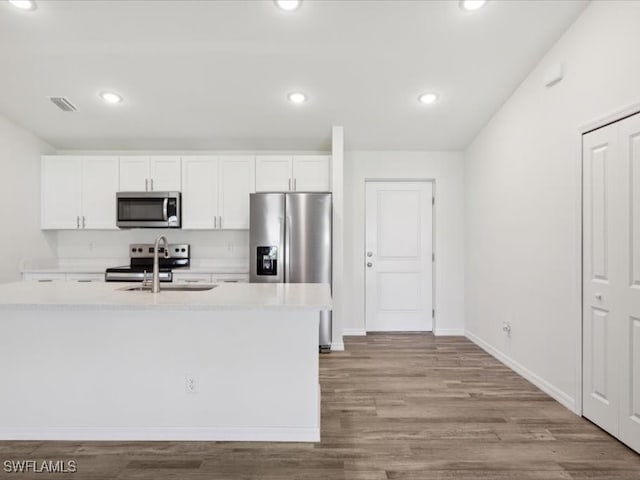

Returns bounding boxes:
[219,156,254,229]
[255,156,292,192]
[81,156,119,230]
[41,156,82,229]
[23,273,67,282]
[293,155,331,192]
[172,272,212,284]
[150,156,181,191]
[181,156,218,229]
[119,156,150,191]
[66,273,105,283]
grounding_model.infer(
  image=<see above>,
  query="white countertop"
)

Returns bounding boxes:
[0,281,331,311]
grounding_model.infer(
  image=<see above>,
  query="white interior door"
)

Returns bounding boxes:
[618,113,640,453]
[365,181,433,332]
[583,122,621,436]
[583,111,640,454]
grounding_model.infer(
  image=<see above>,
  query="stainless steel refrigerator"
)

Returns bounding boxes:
[249,193,332,352]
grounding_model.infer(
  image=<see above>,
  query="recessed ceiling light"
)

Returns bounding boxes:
[288,92,308,104]
[418,93,439,105]
[459,0,487,11]
[99,91,123,105]
[275,0,301,12]
[7,0,37,11]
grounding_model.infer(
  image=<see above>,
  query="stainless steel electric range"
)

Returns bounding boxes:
[105,243,190,282]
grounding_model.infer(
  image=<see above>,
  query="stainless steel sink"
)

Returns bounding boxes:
[120,284,218,292]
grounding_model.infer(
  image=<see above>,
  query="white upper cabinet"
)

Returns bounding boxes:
[219,156,254,229]
[119,156,181,192]
[81,157,120,229]
[255,155,331,192]
[292,155,331,192]
[255,156,293,192]
[181,156,254,230]
[41,156,82,229]
[150,156,182,191]
[42,156,119,230]
[181,156,219,229]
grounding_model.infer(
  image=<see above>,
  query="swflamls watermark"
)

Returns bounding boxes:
[3,460,77,474]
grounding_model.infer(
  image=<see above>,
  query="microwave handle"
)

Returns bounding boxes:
[163,198,169,221]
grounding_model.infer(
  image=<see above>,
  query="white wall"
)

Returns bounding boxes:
[343,151,465,336]
[0,114,56,283]
[464,0,640,412]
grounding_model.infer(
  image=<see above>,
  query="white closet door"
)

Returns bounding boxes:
[618,113,640,453]
[365,181,433,332]
[583,122,621,436]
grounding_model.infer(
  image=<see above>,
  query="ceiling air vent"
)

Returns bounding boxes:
[49,97,77,112]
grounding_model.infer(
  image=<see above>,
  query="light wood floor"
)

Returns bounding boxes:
[1,333,639,479]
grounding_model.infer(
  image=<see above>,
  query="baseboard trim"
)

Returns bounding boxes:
[0,426,320,442]
[342,328,366,336]
[330,342,345,351]
[465,330,577,414]
[434,328,465,336]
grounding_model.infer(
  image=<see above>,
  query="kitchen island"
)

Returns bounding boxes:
[0,281,331,442]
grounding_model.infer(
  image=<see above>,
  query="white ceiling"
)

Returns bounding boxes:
[0,0,588,151]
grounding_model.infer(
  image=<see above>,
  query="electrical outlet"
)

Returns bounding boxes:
[185,375,198,393]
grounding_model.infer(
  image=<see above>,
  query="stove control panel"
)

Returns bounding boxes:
[129,244,190,259]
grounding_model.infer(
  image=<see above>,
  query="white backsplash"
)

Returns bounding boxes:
[55,229,249,262]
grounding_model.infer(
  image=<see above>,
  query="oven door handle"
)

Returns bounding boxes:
[163,198,169,221]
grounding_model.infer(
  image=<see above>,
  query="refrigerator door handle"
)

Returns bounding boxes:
[285,214,292,283]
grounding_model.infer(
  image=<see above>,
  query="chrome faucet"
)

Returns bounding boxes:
[152,234,169,293]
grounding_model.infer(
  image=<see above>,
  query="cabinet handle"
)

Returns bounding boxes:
[145,179,149,191]
[219,216,222,229]
[82,216,86,229]
[150,178,154,191]
[214,216,217,228]
[76,216,80,229]
[294,178,297,191]
[288,178,291,191]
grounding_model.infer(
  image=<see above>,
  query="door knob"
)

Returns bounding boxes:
[367,262,373,268]
[367,251,373,257]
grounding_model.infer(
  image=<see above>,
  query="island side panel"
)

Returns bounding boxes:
[0,308,320,442]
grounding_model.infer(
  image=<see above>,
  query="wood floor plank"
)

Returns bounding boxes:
[0,333,638,480]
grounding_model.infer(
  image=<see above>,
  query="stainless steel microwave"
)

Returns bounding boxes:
[116,191,181,228]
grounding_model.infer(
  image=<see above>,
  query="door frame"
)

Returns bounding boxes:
[578,102,640,416]
[363,178,436,333]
